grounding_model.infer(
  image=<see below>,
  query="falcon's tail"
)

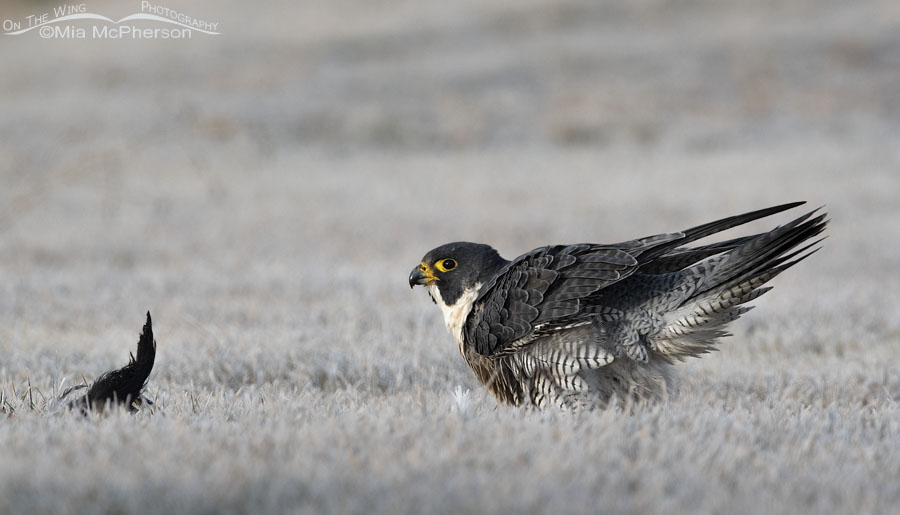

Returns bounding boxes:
[637,201,806,264]
[64,311,157,413]
[650,209,828,361]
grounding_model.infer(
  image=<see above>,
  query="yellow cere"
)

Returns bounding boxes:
[419,261,440,283]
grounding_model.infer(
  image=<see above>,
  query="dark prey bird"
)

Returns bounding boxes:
[409,202,827,409]
[61,311,157,413]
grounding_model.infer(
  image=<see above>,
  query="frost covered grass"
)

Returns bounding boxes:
[2,0,900,513]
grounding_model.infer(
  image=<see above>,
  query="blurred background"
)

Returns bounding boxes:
[5,1,900,157]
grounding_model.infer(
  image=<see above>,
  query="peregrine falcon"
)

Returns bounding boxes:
[409,202,827,409]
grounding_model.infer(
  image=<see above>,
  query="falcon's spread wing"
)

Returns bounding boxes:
[464,202,807,357]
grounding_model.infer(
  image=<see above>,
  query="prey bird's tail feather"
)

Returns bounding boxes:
[651,209,828,362]
[66,311,156,413]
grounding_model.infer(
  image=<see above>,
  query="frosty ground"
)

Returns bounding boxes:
[1,1,899,514]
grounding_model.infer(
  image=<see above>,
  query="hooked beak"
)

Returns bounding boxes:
[409,261,438,288]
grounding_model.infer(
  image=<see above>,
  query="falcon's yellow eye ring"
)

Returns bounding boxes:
[435,258,457,272]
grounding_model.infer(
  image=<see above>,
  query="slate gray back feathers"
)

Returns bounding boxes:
[466,202,821,358]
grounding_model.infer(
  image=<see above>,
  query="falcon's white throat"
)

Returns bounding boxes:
[427,282,482,345]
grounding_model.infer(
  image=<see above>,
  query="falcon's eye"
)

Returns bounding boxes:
[435,258,457,272]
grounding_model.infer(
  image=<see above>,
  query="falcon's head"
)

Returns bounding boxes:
[409,242,508,308]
